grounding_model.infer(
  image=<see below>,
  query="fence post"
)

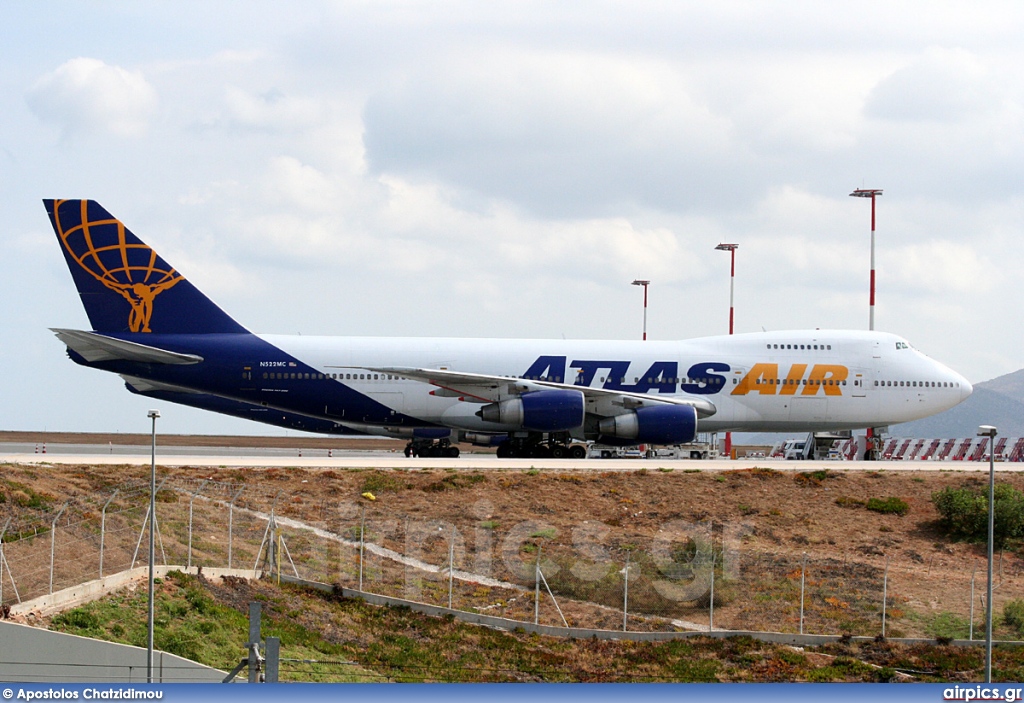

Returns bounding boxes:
[248,602,262,684]
[100,490,119,579]
[882,554,889,638]
[187,480,208,570]
[535,544,541,625]
[971,568,977,641]
[132,478,168,569]
[623,552,630,632]
[358,507,365,591]
[0,518,7,605]
[228,486,244,570]
[799,552,806,635]
[709,551,715,633]
[49,503,68,595]
[448,525,455,610]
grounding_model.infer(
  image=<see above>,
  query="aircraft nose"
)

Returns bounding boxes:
[960,376,973,402]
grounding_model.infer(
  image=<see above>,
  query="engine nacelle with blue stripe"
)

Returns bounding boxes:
[597,405,698,445]
[477,389,585,432]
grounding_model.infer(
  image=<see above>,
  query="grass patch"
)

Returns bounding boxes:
[865,497,909,516]
[49,571,369,681]
[360,472,410,495]
[835,496,866,509]
[423,473,487,492]
[795,470,836,486]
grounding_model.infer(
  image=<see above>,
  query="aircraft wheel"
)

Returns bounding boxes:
[446,446,460,458]
[569,445,587,459]
[551,445,566,459]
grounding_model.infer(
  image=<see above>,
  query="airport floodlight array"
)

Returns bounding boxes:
[631,279,650,341]
[849,188,883,331]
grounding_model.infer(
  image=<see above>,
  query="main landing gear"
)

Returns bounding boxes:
[495,438,587,459]
[404,438,460,458]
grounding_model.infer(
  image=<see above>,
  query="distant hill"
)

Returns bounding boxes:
[890,368,1024,438]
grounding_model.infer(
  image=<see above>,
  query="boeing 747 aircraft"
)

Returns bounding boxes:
[45,199,972,458]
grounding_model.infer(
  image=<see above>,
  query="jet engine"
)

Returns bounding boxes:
[477,389,585,432]
[597,405,698,445]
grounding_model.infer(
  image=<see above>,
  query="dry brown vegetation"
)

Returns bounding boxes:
[4,451,1024,642]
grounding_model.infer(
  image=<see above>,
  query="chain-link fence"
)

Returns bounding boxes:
[1,475,1020,639]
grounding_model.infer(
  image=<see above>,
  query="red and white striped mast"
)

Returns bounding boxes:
[715,243,738,459]
[715,243,738,334]
[850,188,883,459]
[849,188,883,330]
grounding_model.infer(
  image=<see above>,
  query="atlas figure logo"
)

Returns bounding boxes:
[52,199,182,333]
[523,356,849,396]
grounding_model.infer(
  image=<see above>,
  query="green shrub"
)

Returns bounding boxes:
[866,497,909,516]
[932,483,1024,547]
[1004,599,1024,637]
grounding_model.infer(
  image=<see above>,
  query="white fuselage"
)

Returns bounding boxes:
[256,329,972,434]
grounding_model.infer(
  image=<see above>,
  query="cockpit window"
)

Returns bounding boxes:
[895,342,909,350]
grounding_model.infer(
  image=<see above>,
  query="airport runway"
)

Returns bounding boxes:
[0,442,1008,472]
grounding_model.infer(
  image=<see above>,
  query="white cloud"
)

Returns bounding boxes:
[886,240,994,295]
[362,49,739,216]
[217,86,325,131]
[865,47,1001,123]
[27,57,157,137]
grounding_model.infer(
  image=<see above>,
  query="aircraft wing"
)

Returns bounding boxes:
[369,366,717,418]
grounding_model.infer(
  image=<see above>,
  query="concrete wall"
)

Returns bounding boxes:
[0,620,227,683]
[10,566,260,619]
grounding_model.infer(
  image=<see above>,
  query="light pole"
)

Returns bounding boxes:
[715,244,738,459]
[631,280,650,341]
[849,188,883,331]
[714,244,738,334]
[978,424,997,683]
[147,409,160,683]
[851,188,883,458]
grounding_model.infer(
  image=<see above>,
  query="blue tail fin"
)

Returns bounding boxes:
[45,199,248,335]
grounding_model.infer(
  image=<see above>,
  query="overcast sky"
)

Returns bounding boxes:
[2,2,1022,435]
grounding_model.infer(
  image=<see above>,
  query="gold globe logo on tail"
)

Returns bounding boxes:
[54,199,183,333]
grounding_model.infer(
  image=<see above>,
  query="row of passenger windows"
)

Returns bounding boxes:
[522,375,727,385]
[766,344,832,350]
[253,372,958,391]
[754,378,849,386]
[259,372,399,381]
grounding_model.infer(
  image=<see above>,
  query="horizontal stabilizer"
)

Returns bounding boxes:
[120,374,203,394]
[52,328,203,365]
